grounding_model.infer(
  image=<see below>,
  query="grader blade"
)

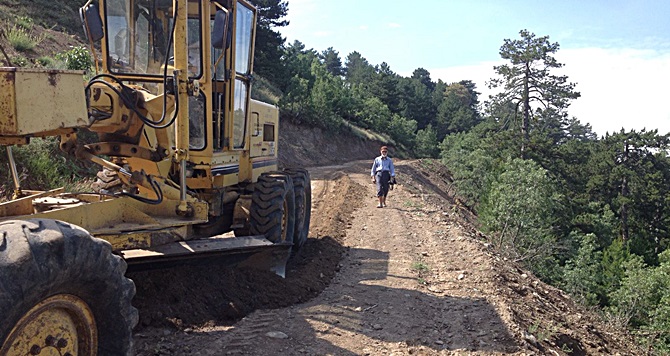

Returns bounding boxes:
[122,236,292,277]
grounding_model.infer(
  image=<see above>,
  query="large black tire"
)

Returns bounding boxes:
[284,168,312,250]
[0,219,138,355]
[250,172,296,244]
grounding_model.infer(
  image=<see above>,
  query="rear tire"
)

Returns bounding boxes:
[250,172,296,244]
[0,219,137,356]
[284,168,311,250]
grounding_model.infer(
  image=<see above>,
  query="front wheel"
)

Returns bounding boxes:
[250,172,296,244]
[0,219,138,355]
[284,168,311,250]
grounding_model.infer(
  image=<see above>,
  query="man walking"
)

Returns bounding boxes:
[370,146,395,208]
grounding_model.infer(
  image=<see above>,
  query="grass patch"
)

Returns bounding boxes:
[5,24,43,52]
[36,55,54,67]
[7,137,97,191]
[403,200,423,209]
[411,259,430,285]
[411,261,429,272]
[15,15,33,30]
[419,159,436,170]
[343,121,395,145]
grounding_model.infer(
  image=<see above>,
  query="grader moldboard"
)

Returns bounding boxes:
[0,0,311,354]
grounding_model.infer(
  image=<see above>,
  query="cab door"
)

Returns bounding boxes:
[230,0,256,152]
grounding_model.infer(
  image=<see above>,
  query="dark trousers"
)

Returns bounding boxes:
[375,171,391,197]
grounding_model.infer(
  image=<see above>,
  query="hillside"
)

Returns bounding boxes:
[0,0,84,67]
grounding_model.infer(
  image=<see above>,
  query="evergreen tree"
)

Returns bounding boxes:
[488,29,580,157]
[398,68,437,130]
[320,47,344,77]
[586,129,670,261]
[344,51,375,86]
[415,124,440,158]
[248,0,289,85]
[370,62,402,113]
[435,81,481,138]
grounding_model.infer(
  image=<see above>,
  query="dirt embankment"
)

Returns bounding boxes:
[132,138,641,355]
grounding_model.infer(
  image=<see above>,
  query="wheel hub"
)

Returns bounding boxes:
[1,294,97,356]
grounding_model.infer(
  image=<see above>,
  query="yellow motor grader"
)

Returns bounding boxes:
[0,0,311,354]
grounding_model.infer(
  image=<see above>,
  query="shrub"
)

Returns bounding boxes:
[56,46,92,71]
[36,56,54,67]
[11,55,28,67]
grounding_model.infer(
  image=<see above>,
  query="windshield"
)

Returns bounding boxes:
[104,0,202,78]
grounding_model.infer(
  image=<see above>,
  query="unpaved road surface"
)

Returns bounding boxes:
[132,160,639,355]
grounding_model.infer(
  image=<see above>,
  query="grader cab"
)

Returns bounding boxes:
[0,0,310,354]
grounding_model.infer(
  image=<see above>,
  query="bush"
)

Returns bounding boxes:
[11,55,28,67]
[56,46,92,71]
[36,56,54,67]
[606,251,670,353]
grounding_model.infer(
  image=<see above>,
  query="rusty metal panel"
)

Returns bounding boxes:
[0,68,89,136]
[0,68,18,135]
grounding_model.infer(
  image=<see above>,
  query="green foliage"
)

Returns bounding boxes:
[414,124,440,158]
[586,130,670,261]
[488,29,580,157]
[320,47,343,77]
[439,130,496,206]
[561,233,604,306]
[608,250,670,352]
[15,15,34,30]
[11,55,28,67]
[478,158,564,278]
[251,74,282,104]
[5,23,43,51]
[3,138,95,192]
[55,46,92,71]
[36,55,54,67]
[601,237,630,300]
[435,81,481,139]
[247,0,288,85]
[387,114,417,147]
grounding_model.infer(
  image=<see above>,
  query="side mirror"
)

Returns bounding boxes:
[212,10,227,49]
[79,2,104,42]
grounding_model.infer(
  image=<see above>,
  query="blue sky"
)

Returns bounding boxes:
[278,0,670,136]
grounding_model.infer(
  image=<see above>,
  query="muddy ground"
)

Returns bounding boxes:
[131,156,641,355]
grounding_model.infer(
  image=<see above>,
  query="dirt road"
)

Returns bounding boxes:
[133,160,638,355]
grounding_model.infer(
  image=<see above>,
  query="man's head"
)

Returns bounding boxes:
[380,146,388,158]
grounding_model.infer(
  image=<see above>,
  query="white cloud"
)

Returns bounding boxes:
[429,48,670,136]
[359,25,369,31]
[313,31,333,37]
[556,48,670,135]
[388,23,401,28]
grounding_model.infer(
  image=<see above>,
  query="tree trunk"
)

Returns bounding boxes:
[521,63,531,159]
[620,141,629,241]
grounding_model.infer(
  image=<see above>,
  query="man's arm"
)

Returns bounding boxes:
[371,158,378,177]
[389,159,395,177]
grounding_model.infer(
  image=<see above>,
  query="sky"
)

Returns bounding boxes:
[277,0,670,136]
